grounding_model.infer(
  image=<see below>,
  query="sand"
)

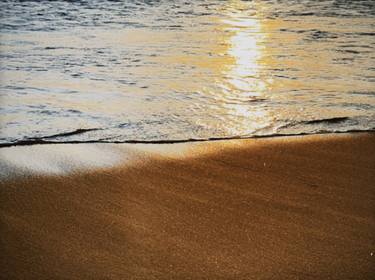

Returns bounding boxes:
[0,133,374,279]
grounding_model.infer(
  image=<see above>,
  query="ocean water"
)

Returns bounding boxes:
[1,0,375,145]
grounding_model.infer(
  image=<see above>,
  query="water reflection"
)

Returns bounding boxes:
[219,1,273,135]
[0,0,374,144]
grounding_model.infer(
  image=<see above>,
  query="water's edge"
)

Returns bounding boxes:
[1,129,374,148]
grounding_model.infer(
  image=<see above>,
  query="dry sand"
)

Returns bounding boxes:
[0,133,374,279]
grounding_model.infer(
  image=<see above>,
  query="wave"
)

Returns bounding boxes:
[279,117,350,129]
[39,128,102,139]
[1,129,374,148]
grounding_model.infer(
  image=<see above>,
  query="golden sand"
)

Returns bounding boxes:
[1,133,374,279]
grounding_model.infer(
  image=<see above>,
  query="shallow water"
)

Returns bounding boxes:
[1,0,375,144]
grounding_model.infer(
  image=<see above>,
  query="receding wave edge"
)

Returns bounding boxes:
[1,129,374,148]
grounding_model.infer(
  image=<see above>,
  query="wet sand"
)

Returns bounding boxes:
[1,133,374,279]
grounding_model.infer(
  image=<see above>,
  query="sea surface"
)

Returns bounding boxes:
[1,0,375,145]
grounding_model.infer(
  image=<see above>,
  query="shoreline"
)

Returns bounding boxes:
[1,129,374,148]
[1,132,374,279]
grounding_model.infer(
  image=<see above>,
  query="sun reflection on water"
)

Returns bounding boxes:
[227,18,266,93]
[2,0,373,143]
[219,1,273,135]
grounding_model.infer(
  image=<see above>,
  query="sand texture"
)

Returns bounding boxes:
[1,133,374,279]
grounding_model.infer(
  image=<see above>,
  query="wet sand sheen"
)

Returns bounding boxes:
[0,133,374,279]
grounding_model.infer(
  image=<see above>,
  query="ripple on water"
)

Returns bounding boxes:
[0,0,374,144]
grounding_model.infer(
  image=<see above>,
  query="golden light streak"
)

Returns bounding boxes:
[218,0,273,134]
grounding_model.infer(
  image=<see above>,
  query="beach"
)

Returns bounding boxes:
[0,132,374,279]
[1,0,374,279]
